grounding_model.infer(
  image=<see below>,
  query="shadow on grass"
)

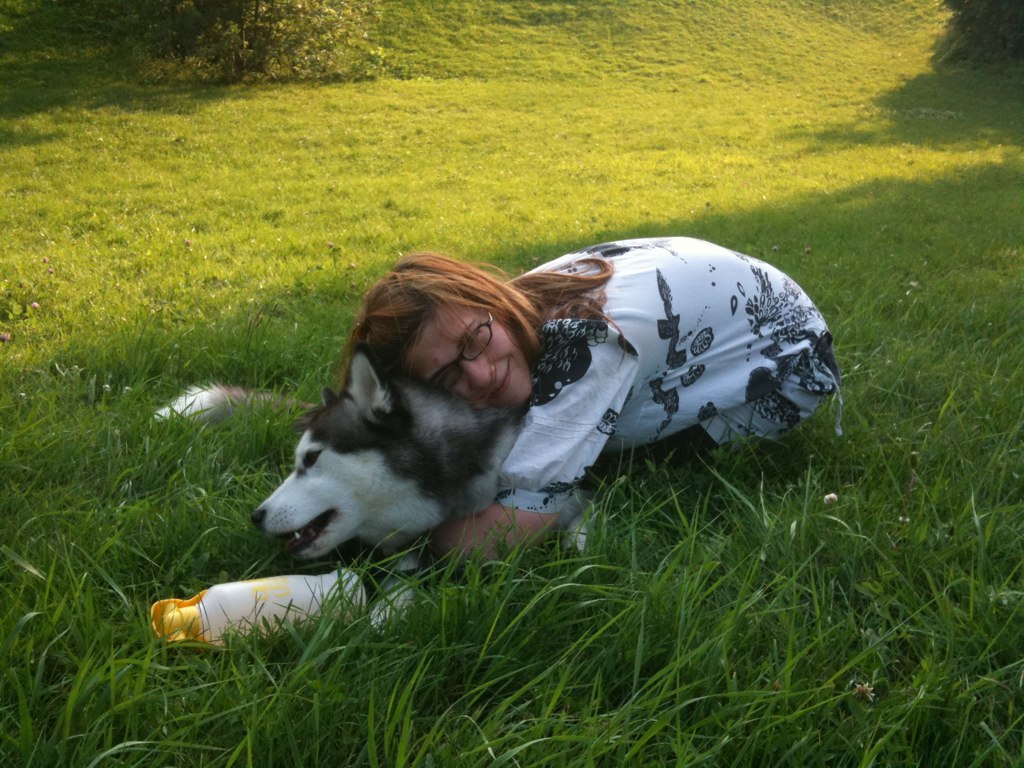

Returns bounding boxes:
[50,159,1019,399]
[0,4,229,135]
[794,62,1024,150]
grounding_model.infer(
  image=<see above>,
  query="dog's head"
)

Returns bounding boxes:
[251,346,446,559]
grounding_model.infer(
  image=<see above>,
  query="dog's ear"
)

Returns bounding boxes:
[321,387,339,407]
[289,388,339,432]
[346,344,395,422]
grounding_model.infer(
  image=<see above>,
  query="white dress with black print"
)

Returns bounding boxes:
[495,237,842,517]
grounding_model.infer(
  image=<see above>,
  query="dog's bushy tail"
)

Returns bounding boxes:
[155,385,307,424]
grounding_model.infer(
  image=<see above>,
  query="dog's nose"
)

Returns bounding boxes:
[251,507,266,527]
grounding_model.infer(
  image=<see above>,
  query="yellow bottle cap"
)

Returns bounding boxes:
[151,590,209,643]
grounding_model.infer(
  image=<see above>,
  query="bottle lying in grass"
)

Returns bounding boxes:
[151,570,366,645]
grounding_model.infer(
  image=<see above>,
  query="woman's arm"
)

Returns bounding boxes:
[428,503,559,559]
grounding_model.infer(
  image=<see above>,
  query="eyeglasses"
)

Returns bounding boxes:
[428,312,494,391]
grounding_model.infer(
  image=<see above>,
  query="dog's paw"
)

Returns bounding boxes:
[369,582,419,628]
[560,513,588,553]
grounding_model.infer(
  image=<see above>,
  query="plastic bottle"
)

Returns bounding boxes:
[151,569,365,645]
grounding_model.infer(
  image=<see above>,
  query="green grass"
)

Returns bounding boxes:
[2,0,1023,765]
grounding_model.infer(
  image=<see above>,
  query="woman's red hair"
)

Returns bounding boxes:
[346,251,613,379]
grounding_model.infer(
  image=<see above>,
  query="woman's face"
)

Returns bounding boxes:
[405,306,533,410]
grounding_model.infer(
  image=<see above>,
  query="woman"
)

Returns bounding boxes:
[349,237,842,558]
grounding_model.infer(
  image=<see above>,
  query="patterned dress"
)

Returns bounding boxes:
[495,237,842,516]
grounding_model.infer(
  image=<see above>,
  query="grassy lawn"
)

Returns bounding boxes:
[2,0,1023,765]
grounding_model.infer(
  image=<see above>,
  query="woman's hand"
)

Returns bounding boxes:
[428,503,558,559]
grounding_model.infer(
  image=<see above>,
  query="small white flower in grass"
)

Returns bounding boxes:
[823,492,839,505]
[851,681,875,703]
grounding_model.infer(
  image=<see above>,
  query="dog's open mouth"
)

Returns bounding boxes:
[279,509,337,554]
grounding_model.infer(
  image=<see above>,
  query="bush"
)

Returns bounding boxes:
[940,0,1024,62]
[58,0,383,82]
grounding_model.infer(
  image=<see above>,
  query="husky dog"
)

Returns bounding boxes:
[159,345,525,559]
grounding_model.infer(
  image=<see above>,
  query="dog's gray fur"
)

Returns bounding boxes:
[252,346,524,558]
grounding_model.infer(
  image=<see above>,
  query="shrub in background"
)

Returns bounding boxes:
[940,0,1024,62]
[57,0,383,81]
